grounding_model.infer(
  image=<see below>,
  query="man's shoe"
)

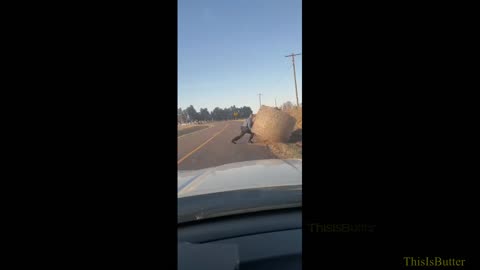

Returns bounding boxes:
[248,140,254,144]
[231,140,237,144]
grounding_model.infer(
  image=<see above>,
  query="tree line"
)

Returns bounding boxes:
[178,105,253,123]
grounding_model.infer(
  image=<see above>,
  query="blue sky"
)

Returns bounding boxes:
[178,0,302,113]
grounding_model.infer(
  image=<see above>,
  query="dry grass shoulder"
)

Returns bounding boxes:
[267,142,302,159]
[177,125,210,137]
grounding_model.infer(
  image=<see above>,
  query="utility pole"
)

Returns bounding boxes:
[258,93,262,108]
[275,98,277,108]
[285,53,301,107]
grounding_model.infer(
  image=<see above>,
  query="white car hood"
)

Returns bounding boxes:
[178,159,302,198]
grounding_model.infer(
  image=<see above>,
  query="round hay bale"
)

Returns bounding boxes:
[252,105,297,143]
[285,107,302,129]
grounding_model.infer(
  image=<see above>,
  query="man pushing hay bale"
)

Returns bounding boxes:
[231,113,256,144]
[251,105,296,143]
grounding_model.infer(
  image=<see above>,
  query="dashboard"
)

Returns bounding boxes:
[178,208,302,270]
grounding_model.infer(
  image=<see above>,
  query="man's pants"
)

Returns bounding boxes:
[232,126,254,142]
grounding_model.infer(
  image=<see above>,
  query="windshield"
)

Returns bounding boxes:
[178,0,302,205]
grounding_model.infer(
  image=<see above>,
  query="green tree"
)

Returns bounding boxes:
[200,105,253,121]
[199,108,210,121]
[211,107,223,121]
[185,105,199,122]
[238,106,253,118]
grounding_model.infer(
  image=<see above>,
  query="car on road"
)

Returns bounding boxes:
[178,159,302,270]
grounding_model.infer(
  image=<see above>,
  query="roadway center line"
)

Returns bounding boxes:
[177,123,230,165]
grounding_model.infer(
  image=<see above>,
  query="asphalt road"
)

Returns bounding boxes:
[178,120,276,170]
